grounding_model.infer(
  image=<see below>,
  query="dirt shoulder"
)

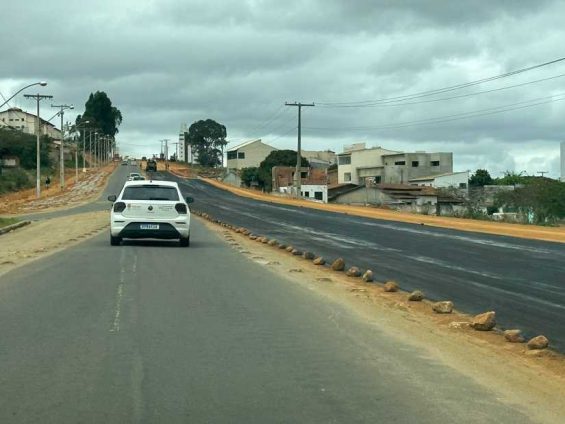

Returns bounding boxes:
[0,211,108,278]
[202,217,565,424]
[0,163,116,216]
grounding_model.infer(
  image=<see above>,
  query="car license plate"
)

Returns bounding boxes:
[140,224,159,230]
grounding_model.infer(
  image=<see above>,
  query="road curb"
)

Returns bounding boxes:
[193,209,558,356]
[0,220,32,236]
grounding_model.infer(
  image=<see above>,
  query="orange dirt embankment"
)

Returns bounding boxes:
[0,163,116,215]
[167,163,565,243]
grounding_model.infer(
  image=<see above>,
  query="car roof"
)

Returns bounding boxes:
[122,180,179,188]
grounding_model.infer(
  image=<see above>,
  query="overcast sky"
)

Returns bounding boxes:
[1,0,564,178]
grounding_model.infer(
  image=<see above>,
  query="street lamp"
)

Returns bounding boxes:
[75,120,90,172]
[0,81,47,109]
[51,104,74,190]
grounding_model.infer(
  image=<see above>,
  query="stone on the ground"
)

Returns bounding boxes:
[286,246,294,252]
[261,237,269,244]
[448,321,471,329]
[346,266,361,277]
[362,270,374,282]
[432,301,453,314]
[313,257,326,265]
[249,235,257,240]
[504,329,525,343]
[383,281,398,292]
[268,239,278,246]
[303,251,315,260]
[408,290,424,301]
[527,335,549,350]
[278,244,287,249]
[291,249,303,256]
[331,258,345,271]
[471,311,496,331]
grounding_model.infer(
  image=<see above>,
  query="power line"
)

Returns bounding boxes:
[318,72,565,108]
[317,56,565,106]
[305,92,565,131]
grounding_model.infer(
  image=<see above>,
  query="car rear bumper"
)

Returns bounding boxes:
[111,221,190,239]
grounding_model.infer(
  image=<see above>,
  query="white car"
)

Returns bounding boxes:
[108,180,193,246]
[127,172,142,181]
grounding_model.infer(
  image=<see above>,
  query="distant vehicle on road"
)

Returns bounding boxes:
[127,172,142,181]
[146,159,157,172]
[121,160,128,166]
[107,180,194,246]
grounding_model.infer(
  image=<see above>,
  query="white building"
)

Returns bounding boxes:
[336,143,454,185]
[178,122,196,163]
[561,141,565,183]
[336,143,401,184]
[226,139,277,170]
[0,107,61,139]
[408,171,469,189]
[301,184,328,202]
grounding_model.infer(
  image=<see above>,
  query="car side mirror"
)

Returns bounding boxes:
[185,196,194,204]
[108,195,117,202]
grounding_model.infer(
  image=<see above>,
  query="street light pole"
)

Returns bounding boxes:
[285,101,315,197]
[24,93,53,198]
[77,120,90,172]
[51,104,73,190]
[88,129,93,169]
[0,81,47,109]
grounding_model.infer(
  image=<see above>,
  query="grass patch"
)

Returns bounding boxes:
[0,217,19,229]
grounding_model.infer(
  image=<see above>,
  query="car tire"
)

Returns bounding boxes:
[179,236,190,247]
[110,235,122,246]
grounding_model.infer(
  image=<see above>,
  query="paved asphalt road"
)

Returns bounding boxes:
[153,173,565,353]
[0,199,535,422]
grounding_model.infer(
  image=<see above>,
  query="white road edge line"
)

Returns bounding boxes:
[110,249,128,333]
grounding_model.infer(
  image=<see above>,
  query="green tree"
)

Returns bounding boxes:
[186,119,227,167]
[240,167,261,187]
[469,169,494,187]
[0,128,51,169]
[75,91,122,152]
[495,171,527,186]
[256,149,310,191]
[495,179,565,224]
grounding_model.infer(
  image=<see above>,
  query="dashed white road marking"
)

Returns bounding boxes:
[109,249,137,333]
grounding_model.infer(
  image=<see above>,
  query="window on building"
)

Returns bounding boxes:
[412,161,419,167]
[394,160,405,165]
[344,172,351,181]
[459,182,467,189]
[227,151,237,160]
[300,171,308,178]
[238,152,245,159]
[303,191,310,197]
[314,191,323,200]
[338,155,351,165]
[374,176,381,183]
[431,160,440,166]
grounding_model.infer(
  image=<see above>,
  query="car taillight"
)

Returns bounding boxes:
[175,203,187,214]
[113,202,126,213]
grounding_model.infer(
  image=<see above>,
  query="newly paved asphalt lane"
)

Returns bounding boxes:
[157,174,565,352]
[0,211,535,423]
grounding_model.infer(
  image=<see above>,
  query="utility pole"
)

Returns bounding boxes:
[51,104,73,190]
[285,101,314,197]
[171,142,179,161]
[161,139,170,170]
[24,93,53,198]
[537,171,548,177]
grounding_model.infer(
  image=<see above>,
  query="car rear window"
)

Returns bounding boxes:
[122,185,179,201]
